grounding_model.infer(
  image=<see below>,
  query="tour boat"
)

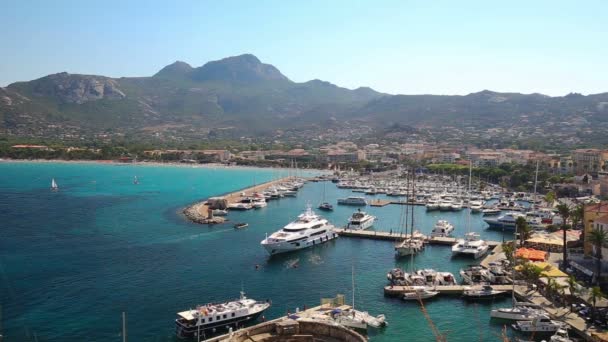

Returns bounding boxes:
[337,196,367,206]
[346,209,375,230]
[430,220,454,238]
[175,292,270,339]
[260,205,337,255]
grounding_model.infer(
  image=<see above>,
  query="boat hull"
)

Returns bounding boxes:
[261,230,338,255]
[175,307,268,339]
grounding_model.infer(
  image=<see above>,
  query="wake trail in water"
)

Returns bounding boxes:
[142,228,234,245]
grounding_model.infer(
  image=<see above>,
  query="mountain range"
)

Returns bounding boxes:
[2,53,608,142]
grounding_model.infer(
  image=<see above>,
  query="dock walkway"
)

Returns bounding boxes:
[334,229,500,247]
[384,284,516,296]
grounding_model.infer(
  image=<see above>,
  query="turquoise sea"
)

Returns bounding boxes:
[0,162,524,341]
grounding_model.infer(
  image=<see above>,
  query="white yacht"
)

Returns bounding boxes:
[260,205,337,255]
[346,209,375,230]
[337,196,367,206]
[402,287,439,301]
[451,232,489,259]
[430,220,454,238]
[175,292,270,339]
[490,303,545,321]
[425,197,440,211]
[451,200,464,211]
[549,329,573,342]
[512,315,567,333]
[462,285,506,300]
[439,198,453,211]
[469,200,483,213]
[484,211,526,230]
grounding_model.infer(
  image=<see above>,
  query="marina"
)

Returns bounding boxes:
[0,162,597,341]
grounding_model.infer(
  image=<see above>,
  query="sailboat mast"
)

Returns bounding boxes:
[533,159,539,209]
[351,265,355,311]
[467,161,472,234]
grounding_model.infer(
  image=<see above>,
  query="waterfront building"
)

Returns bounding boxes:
[572,149,608,175]
[584,202,608,257]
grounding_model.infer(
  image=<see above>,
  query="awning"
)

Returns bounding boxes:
[535,262,568,278]
[515,248,547,261]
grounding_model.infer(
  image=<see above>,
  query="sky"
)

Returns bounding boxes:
[1,0,606,96]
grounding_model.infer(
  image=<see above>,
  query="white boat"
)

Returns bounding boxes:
[490,304,545,321]
[395,232,425,256]
[260,205,337,255]
[512,315,567,333]
[425,197,440,211]
[469,200,483,213]
[133,176,139,184]
[438,199,453,211]
[175,291,270,339]
[549,329,573,342]
[415,269,457,285]
[482,207,501,216]
[459,265,497,284]
[51,178,58,191]
[251,197,267,208]
[402,287,439,301]
[430,220,454,237]
[346,209,375,230]
[451,232,490,259]
[211,209,228,216]
[228,202,253,210]
[451,200,464,211]
[332,309,387,330]
[484,211,526,229]
[337,196,367,206]
[462,285,506,300]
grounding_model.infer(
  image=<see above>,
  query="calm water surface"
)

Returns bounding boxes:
[0,162,525,341]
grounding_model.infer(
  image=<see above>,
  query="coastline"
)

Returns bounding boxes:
[183,176,293,224]
[0,158,329,173]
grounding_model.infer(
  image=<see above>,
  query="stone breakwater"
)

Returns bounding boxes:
[183,177,293,224]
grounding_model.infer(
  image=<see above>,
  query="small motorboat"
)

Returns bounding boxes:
[403,287,439,301]
[462,285,506,300]
[318,202,334,211]
[212,209,228,216]
[234,223,249,229]
[511,315,567,333]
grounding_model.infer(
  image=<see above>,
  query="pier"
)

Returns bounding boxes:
[334,229,501,247]
[184,177,293,224]
[384,284,518,296]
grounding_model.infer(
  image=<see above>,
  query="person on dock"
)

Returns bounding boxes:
[390,229,393,235]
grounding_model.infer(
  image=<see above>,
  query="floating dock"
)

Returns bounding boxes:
[384,284,517,297]
[334,229,500,247]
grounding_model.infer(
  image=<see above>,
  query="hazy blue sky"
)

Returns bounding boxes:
[1,0,606,95]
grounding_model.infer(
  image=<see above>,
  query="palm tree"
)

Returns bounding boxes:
[545,191,556,207]
[502,241,516,264]
[591,286,605,318]
[556,203,570,267]
[588,227,608,285]
[515,216,531,246]
[571,204,584,230]
[566,275,580,312]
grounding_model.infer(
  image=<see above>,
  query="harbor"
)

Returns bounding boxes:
[0,162,602,341]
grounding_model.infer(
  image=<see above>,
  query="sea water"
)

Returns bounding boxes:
[0,162,521,341]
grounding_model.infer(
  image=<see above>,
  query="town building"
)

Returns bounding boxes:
[584,202,608,256]
[572,149,608,175]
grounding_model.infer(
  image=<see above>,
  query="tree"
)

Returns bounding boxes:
[571,204,584,230]
[502,241,516,265]
[546,278,566,305]
[556,203,570,267]
[516,216,531,246]
[591,286,605,318]
[545,191,556,207]
[588,228,608,285]
[566,275,580,312]
[518,262,545,286]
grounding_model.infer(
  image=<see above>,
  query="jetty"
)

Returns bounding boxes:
[384,284,517,296]
[183,177,292,224]
[334,229,500,247]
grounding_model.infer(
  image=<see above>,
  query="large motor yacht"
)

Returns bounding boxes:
[483,211,526,230]
[346,209,376,230]
[175,292,270,339]
[260,205,337,255]
[337,196,367,206]
[451,232,489,259]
